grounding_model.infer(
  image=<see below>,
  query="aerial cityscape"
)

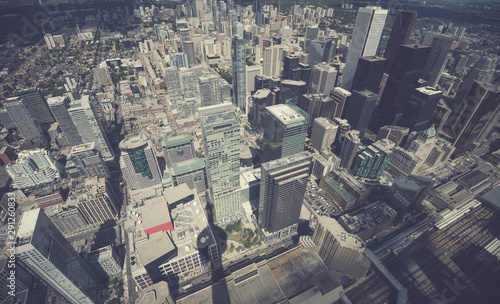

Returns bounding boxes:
[1,0,500,303]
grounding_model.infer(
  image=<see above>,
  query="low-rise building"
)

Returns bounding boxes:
[338,202,397,241]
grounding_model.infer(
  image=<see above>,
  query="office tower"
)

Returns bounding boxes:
[68,96,114,163]
[232,35,247,111]
[93,67,113,86]
[87,246,121,281]
[250,89,273,129]
[376,125,410,146]
[329,87,351,118]
[199,104,242,225]
[352,139,395,178]
[262,102,309,162]
[259,152,313,238]
[163,134,196,168]
[342,6,388,91]
[170,52,189,68]
[421,33,454,87]
[299,94,333,132]
[1,97,45,144]
[66,143,109,179]
[390,175,434,215]
[16,209,100,304]
[212,0,218,25]
[400,86,443,132]
[299,63,312,86]
[383,10,417,73]
[304,26,319,51]
[179,28,191,42]
[164,67,183,103]
[445,81,500,156]
[199,75,221,107]
[6,149,60,191]
[233,21,243,36]
[254,0,263,26]
[310,63,338,95]
[454,55,498,108]
[16,88,55,126]
[312,216,369,279]
[429,99,451,135]
[332,117,351,150]
[378,44,432,126]
[183,41,196,67]
[280,80,307,105]
[322,38,339,64]
[47,96,84,146]
[339,130,360,169]
[119,131,162,191]
[351,56,387,93]
[343,90,378,138]
[283,54,300,80]
[311,117,338,151]
[263,45,284,77]
[308,40,326,68]
[180,66,202,99]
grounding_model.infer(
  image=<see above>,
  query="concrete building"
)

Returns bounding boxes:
[339,130,361,170]
[329,87,351,119]
[310,63,338,95]
[311,117,338,151]
[93,67,113,86]
[312,149,341,179]
[199,75,221,107]
[65,142,109,179]
[199,104,242,225]
[169,158,207,192]
[343,90,378,138]
[259,152,313,242]
[75,178,119,226]
[163,134,196,168]
[6,149,60,191]
[87,246,121,281]
[262,102,309,162]
[376,125,409,146]
[390,175,434,216]
[312,216,370,279]
[47,96,84,146]
[16,209,100,304]
[119,131,163,191]
[1,97,45,144]
[232,35,247,111]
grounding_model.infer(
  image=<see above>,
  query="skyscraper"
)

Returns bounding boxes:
[119,131,162,191]
[199,104,242,225]
[262,102,309,162]
[352,139,395,178]
[254,0,263,27]
[183,41,196,67]
[400,86,443,132]
[199,75,221,107]
[16,209,100,304]
[262,44,284,77]
[279,80,307,105]
[383,10,417,73]
[339,130,360,169]
[351,56,387,93]
[342,6,388,91]
[421,33,454,87]
[259,152,313,238]
[283,54,300,80]
[310,63,338,95]
[16,88,55,126]
[390,175,434,216]
[329,87,352,119]
[47,96,84,146]
[1,97,45,144]
[311,117,338,151]
[377,44,432,126]
[445,81,500,157]
[304,26,319,52]
[232,35,247,111]
[343,90,378,138]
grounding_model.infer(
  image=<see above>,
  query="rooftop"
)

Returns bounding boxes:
[322,174,356,202]
[163,183,193,205]
[480,187,500,211]
[119,131,151,150]
[267,104,306,126]
[171,158,205,176]
[416,86,443,96]
[339,202,397,234]
[135,232,176,266]
[163,134,193,149]
[141,201,173,234]
[318,216,365,249]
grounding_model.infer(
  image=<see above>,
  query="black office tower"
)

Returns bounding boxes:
[378,44,432,126]
[421,33,454,87]
[343,90,378,138]
[399,86,443,132]
[351,56,387,93]
[259,151,313,234]
[283,54,300,80]
[384,10,418,73]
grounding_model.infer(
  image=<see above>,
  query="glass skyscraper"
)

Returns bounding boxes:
[199,104,242,226]
[232,35,247,112]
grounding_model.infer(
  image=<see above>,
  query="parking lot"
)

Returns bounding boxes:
[303,179,342,218]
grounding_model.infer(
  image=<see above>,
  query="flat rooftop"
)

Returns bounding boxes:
[322,174,356,202]
[171,158,205,176]
[141,201,172,232]
[135,232,176,266]
[318,216,365,249]
[163,134,193,148]
[119,131,151,150]
[267,103,306,126]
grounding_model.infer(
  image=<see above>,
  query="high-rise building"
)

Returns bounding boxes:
[119,131,163,191]
[339,130,360,169]
[377,44,432,126]
[352,139,395,178]
[1,97,45,144]
[199,104,242,225]
[311,117,338,151]
[259,152,312,241]
[351,56,387,93]
[279,79,307,105]
[263,44,284,77]
[170,52,189,68]
[68,96,114,163]
[47,96,84,146]
[429,99,451,135]
[283,54,300,80]
[399,86,443,132]
[310,63,338,95]
[421,33,454,87]
[16,209,100,304]
[343,90,378,138]
[304,26,319,52]
[199,75,221,107]
[183,41,196,67]
[262,102,309,162]
[16,88,55,126]
[342,6,388,91]
[162,134,196,168]
[180,66,202,99]
[383,10,417,73]
[232,35,247,111]
[445,81,500,157]
[312,216,370,279]
[65,142,109,179]
[329,87,351,119]
[254,0,263,26]
[376,125,410,146]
